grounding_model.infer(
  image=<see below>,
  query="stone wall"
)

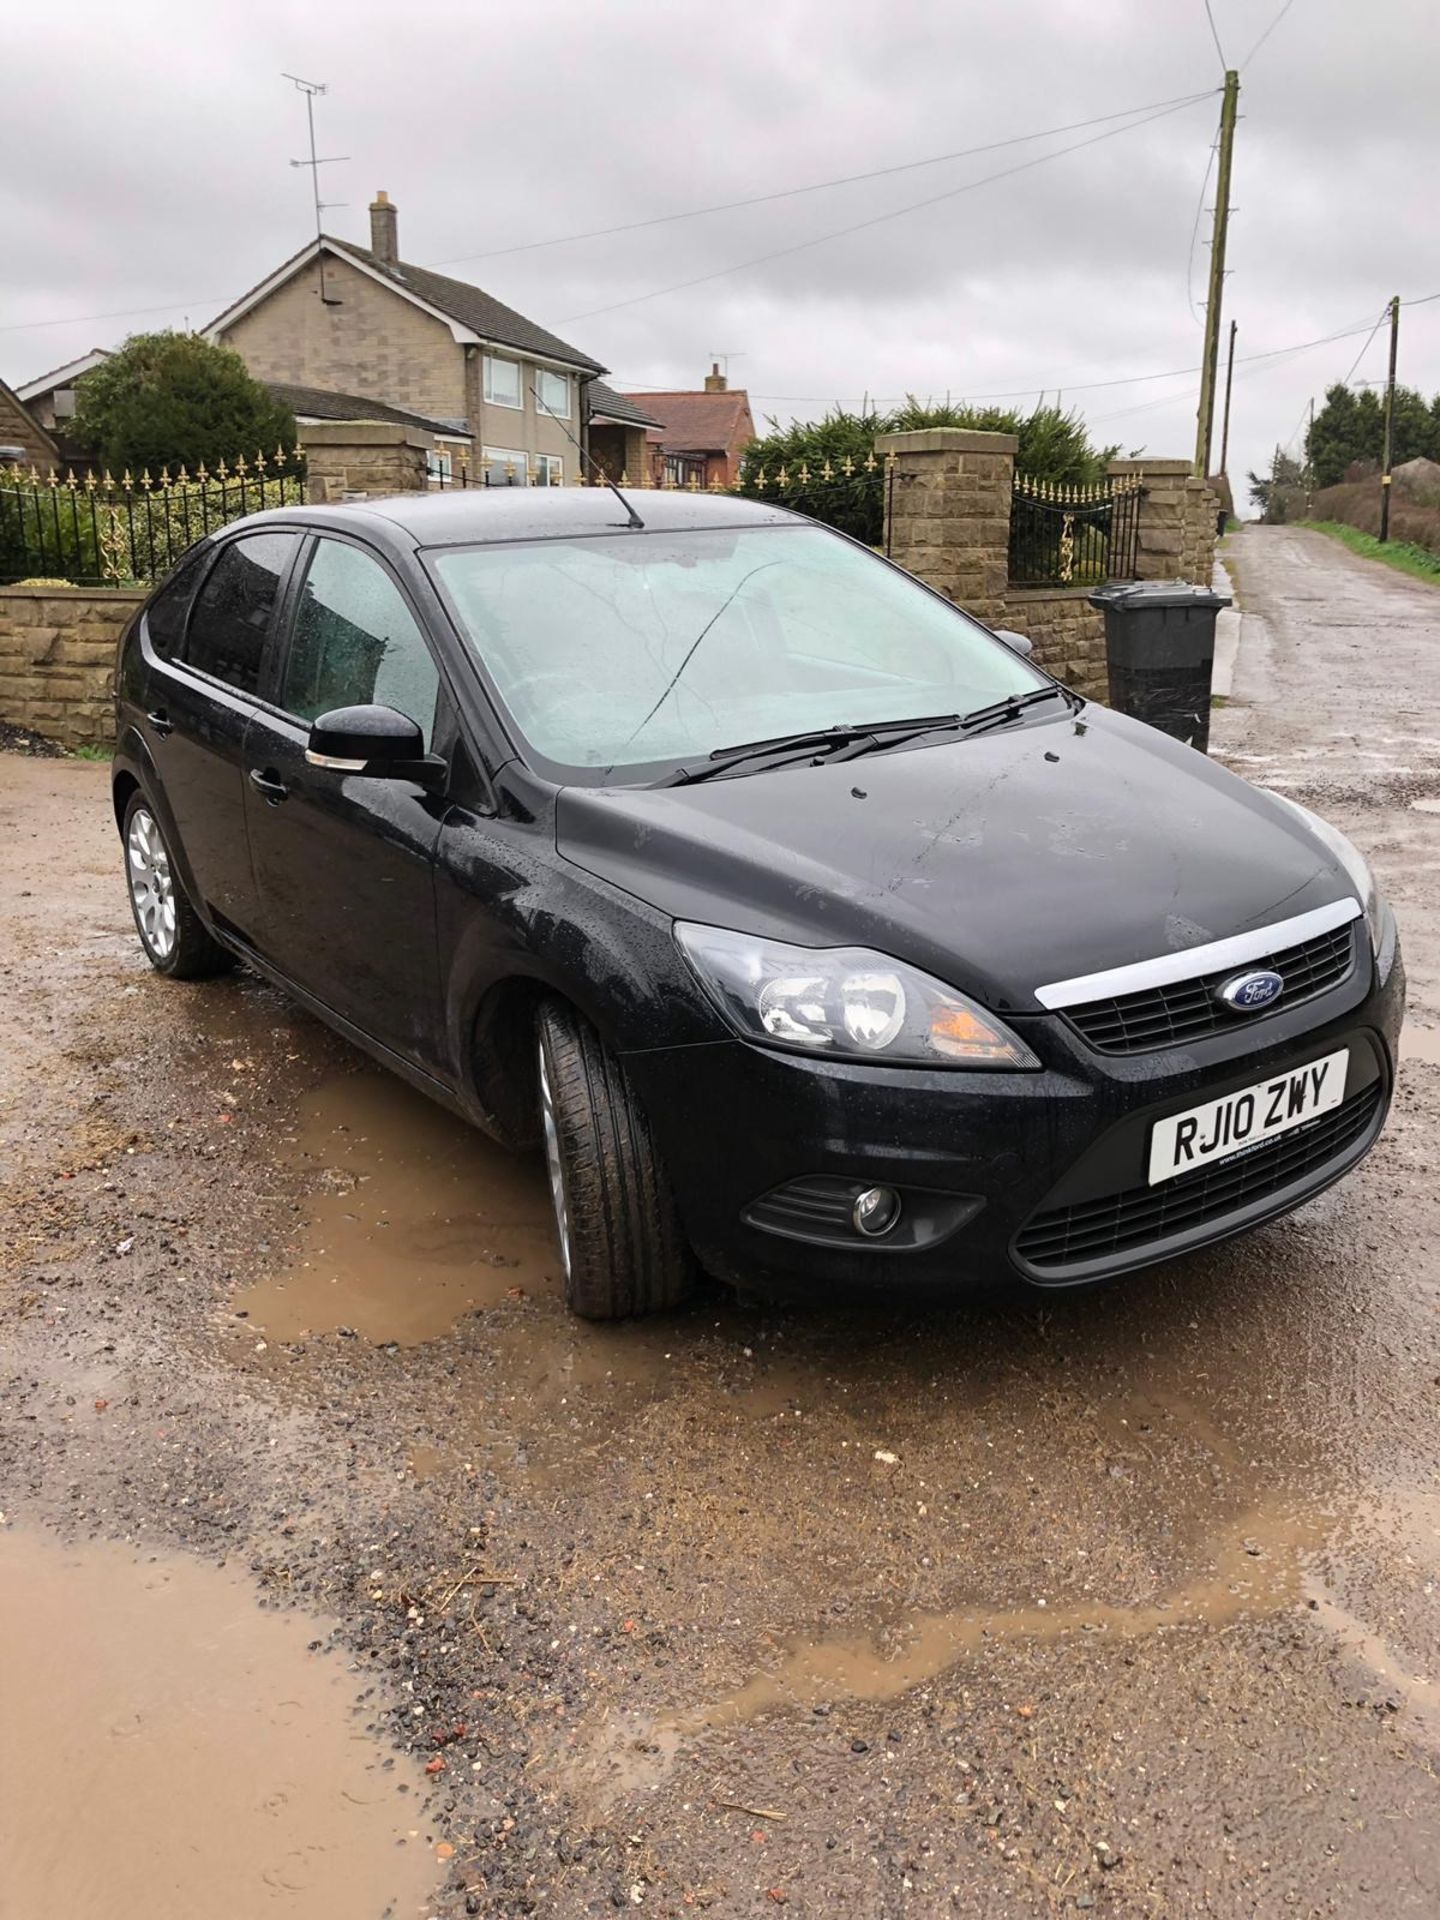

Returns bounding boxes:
[997,588,1107,700]
[0,586,141,750]
[878,429,1218,704]
[1107,458,1218,585]
[298,420,432,502]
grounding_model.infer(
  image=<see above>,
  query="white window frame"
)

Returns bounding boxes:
[426,449,453,486]
[483,354,523,409]
[483,446,530,486]
[536,369,570,418]
[534,454,564,487]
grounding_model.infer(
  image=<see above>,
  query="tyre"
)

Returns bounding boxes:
[536,999,694,1320]
[122,791,234,980]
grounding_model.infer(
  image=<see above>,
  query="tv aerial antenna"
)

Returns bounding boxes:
[284,74,349,306]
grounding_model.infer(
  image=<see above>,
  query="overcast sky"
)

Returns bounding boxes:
[4,0,1437,500]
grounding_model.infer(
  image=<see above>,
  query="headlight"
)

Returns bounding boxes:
[675,923,1040,1069]
[1267,792,1385,952]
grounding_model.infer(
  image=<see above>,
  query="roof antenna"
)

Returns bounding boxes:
[284,74,349,307]
[535,377,644,529]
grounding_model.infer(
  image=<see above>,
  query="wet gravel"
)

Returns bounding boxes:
[2,525,1439,1916]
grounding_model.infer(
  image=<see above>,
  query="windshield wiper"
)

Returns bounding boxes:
[655,713,962,787]
[957,684,1079,736]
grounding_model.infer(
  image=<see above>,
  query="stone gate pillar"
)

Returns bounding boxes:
[874,428,1018,625]
[298,422,434,503]
[1107,458,1219,584]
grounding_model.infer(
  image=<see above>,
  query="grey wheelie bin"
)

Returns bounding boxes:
[1087,579,1231,753]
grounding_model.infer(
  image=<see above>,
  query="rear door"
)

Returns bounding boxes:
[242,532,449,1073]
[139,530,301,936]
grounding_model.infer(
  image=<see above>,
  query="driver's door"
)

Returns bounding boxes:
[242,532,451,1075]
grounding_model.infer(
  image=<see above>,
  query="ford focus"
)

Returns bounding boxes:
[111,489,1404,1317]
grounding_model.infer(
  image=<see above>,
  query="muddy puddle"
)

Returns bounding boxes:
[0,1526,436,1918]
[235,1068,558,1343]
[569,1496,1324,1799]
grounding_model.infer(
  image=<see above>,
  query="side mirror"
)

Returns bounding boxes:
[305,704,445,787]
[992,628,1034,658]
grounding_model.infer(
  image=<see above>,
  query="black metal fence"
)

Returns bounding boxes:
[1008,474,1143,588]
[0,449,306,586]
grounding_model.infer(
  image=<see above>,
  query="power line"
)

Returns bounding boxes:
[1185,112,1222,323]
[559,93,1216,325]
[1241,0,1300,69]
[1339,305,1391,387]
[1202,0,1229,72]
[619,294,1440,410]
[429,91,1218,270]
[0,89,1217,340]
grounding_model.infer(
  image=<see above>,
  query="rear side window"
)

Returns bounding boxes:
[281,537,440,747]
[184,531,300,695]
[144,544,211,660]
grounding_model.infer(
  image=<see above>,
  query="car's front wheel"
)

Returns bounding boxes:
[536,999,694,1320]
[122,791,233,980]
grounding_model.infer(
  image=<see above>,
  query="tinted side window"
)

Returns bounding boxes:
[144,544,212,661]
[185,532,299,695]
[281,539,440,748]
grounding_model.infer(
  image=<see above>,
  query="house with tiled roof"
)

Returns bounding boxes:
[625,366,756,489]
[0,376,60,471]
[203,192,660,489]
[15,349,111,435]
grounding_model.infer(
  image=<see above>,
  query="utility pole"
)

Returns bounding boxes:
[1218,319,1238,475]
[1194,69,1240,477]
[1379,293,1400,543]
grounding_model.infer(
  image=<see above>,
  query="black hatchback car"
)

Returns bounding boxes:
[113,489,1404,1318]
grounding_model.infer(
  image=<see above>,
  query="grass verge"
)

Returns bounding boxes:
[1301,520,1440,586]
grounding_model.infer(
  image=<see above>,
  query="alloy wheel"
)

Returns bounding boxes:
[537,1037,573,1279]
[126,806,177,962]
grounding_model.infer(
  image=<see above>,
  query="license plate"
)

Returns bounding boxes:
[1147,1049,1349,1186]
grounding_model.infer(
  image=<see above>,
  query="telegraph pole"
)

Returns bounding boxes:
[1218,319,1238,475]
[1379,293,1400,543]
[1194,69,1240,477]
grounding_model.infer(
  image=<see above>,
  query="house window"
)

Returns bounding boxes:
[534,454,563,487]
[536,370,570,418]
[483,355,522,409]
[664,454,706,489]
[482,446,530,486]
[426,450,453,487]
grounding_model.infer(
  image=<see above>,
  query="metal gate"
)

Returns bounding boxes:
[1008,473,1143,587]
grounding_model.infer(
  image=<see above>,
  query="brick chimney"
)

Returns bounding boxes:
[704,362,727,392]
[369,190,398,268]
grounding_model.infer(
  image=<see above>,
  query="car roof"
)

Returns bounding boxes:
[232,486,804,550]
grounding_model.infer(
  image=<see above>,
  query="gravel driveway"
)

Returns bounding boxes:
[2,522,1438,1917]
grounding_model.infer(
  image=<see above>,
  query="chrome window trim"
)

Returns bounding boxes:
[1035,897,1362,1012]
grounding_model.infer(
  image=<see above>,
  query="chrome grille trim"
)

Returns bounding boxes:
[1034,897,1362,1013]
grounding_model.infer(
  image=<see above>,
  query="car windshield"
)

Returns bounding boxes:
[428,523,1048,778]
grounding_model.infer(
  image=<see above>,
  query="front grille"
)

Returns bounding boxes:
[1064,921,1357,1055]
[1015,1082,1382,1276]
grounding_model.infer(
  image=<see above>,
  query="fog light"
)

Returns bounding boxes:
[852,1185,902,1238]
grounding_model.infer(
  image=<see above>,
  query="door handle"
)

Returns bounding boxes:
[146,709,174,737]
[248,767,289,804]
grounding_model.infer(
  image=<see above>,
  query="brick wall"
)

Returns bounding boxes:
[0,586,140,749]
[219,253,468,425]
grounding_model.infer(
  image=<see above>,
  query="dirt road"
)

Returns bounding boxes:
[2,524,1439,1917]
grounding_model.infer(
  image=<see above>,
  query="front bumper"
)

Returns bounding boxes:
[620,929,1405,1296]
